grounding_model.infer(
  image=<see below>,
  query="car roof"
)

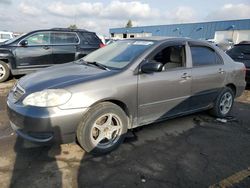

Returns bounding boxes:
[50,28,91,32]
[123,36,211,45]
[127,36,189,41]
[27,28,94,34]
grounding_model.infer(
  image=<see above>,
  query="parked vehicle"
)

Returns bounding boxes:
[0,31,14,43]
[0,28,103,82]
[97,34,106,46]
[7,37,246,154]
[227,41,250,85]
[216,39,234,51]
[105,38,121,45]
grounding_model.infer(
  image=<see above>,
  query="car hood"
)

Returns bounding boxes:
[18,62,115,92]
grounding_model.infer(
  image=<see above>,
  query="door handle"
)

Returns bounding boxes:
[218,68,225,74]
[181,73,191,79]
[43,46,50,50]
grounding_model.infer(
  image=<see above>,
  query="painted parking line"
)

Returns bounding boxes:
[209,167,250,188]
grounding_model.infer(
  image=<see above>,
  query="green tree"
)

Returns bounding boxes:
[68,24,78,29]
[125,20,133,28]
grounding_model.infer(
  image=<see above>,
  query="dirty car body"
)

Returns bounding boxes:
[7,37,246,152]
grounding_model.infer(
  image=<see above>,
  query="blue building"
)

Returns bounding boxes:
[109,19,250,42]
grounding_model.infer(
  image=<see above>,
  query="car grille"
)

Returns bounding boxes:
[13,84,25,101]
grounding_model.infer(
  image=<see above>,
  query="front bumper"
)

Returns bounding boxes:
[10,121,54,142]
[7,95,88,144]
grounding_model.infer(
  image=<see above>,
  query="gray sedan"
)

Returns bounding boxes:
[7,37,246,154]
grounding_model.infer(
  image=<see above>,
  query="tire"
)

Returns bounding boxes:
[77,102,128,155]
[0,61,10,83]
[210,87,234,118]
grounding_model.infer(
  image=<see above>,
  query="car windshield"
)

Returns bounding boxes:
[82,40,155,69]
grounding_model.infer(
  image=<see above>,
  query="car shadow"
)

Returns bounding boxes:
[76,110,214,187]
[75,86,249,187]
[9,111,63,188]
[76,100,250,187]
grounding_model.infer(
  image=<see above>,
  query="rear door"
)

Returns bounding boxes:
[138,42,192,125]
[15,32,53,68]
[51,32,79,64]
[189,42,226,109]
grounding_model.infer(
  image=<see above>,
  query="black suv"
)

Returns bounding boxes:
[0,28,103,82]
[227,41,250,85]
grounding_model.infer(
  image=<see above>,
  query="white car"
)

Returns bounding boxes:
[0,31,14,43]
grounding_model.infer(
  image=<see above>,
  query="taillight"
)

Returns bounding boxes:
[99,43,105,48]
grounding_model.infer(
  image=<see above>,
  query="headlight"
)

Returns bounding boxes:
[23,89,71,107]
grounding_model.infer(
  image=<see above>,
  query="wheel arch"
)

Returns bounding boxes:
[0,58,9,65]
[0,58,13,70]
[89,99,132,129]
[226,83,236,96]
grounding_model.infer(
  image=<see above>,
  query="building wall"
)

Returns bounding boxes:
[110,19,250,41]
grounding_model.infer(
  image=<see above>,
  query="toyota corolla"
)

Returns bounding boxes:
[7,37,246,154]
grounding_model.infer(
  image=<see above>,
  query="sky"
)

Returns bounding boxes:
[0,0,250,35]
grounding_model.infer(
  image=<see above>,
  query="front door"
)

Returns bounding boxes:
[15,32,53,68]
[138,43,192,125]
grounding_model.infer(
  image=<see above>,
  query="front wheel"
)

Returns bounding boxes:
[77,102,128,155]
[210,87,234,118]
[0,61,10,83]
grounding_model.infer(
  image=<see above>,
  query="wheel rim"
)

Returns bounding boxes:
[90,113,122,149]
[219,92,233,115]
[0,64,6,79]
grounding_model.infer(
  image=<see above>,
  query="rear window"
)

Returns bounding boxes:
[191,46,221,66]
[51,32,79,44]
[80,32,100,44]
[227,45,250,55]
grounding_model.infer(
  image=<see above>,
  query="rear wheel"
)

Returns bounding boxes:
[0,61,10,83]
[210,87,234,118]
[77,102,128,154]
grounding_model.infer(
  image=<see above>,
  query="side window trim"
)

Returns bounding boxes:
[18,31,51,46]
[51,32,80,45]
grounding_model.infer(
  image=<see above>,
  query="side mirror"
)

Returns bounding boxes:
[141,61,163,73]
[20,40,28,46]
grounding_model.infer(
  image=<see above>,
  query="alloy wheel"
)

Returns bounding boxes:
[0,64,6,79]
[219,92,233,115]
[90,113,122,149]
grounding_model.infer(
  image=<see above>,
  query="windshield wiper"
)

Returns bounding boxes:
[85,61,110,71]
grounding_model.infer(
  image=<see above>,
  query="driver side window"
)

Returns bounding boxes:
[152,45,186,71]
[26,32,50,45]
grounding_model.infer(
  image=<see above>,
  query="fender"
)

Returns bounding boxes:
[0,48,16,70]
